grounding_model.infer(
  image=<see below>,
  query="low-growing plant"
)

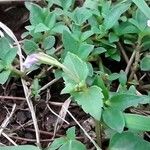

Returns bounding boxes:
[0,0,150,150]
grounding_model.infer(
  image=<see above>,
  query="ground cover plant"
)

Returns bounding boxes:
[0,0,150,149]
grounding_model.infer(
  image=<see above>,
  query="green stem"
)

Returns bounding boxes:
[99,57,105,72]
[95,120,102,148]
[10,66,29,81]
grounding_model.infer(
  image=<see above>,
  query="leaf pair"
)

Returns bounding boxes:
[103,94,150,133]
[62,30,94,60]
[62,52,104,120]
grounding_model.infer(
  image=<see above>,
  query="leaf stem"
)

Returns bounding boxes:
[95,120,102,148]
[10,66,30,81]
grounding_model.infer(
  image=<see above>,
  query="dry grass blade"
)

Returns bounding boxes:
[46,90,69,125]
[0,22,40,147]
[0,104,16,136]
[53,98,71,138]
[38,78,59,92]
[62,105,102,150]
[0,104,17,146]
[0,30,4,37]
[2,132,17,146]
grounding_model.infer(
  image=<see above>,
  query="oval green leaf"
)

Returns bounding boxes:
[124,113,150,131]
[109,132,150,150]
[109,94,150,110]
[72,86,103,121]
[102,108,125,133]
[140,55,150,71]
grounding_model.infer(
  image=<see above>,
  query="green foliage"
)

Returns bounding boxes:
[1,0,150,149]
[62,30,94,60]
[47,127,86,150]
[42,35,55,50]
[119,70,127,86]
[72,7,92,26]
[72,86,103,121]
[107,94,150,111]
[0,70,11,84]
[124,113,150,131]
[23,39,38,54]
[0,37,17,84]
[102,108,125,133]
[132,0,150,19]
[25,2,56,33]
[140,55,150,71]
[109,132,150,150]
[62,52,89,87]
[103,1,131,30]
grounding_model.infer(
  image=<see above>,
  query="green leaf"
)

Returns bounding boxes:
[109,132,150,150]
[83,0,100,16]
[104,1,131,30]
[83,0,99,16]
[0,61,4,72]
[92,47,107,55]
[61,82,76,94]
[81,30,94,41]
[43,36,55,50]
[62,30,79,56]
[62,31,94,60]
[23,39,38,54]
[102,108,125,133]
[0,70,11,84]
[34,23,50,33]
[119,70,127,86]
[72,7,92,25]
[25,2,44,25]
[47,126,86,150]
[135,9,148,31]
[105,49,121,62]
[140,55,150,71]
[59,140,86,150]
[25,25,35,31]
[0,145,40,150]
[109,94,150,110]
[72,86,103,120]
[66,126,76,140]
[108,73,120,81]
[78,43,94,60]
[108,32,119,43]
[132,0,150,19]
[114,22,139,35]
[59,0,73,10]
[93,75,109,100]
[47,137,67,150]
[4,47,17,65]
[44,12,56,29]
[101,1,111,18]
[51,23,70,34]
[124,113,150,131]
[0,37,11,59]
[0,37,17,65]
[63,52,89,83]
